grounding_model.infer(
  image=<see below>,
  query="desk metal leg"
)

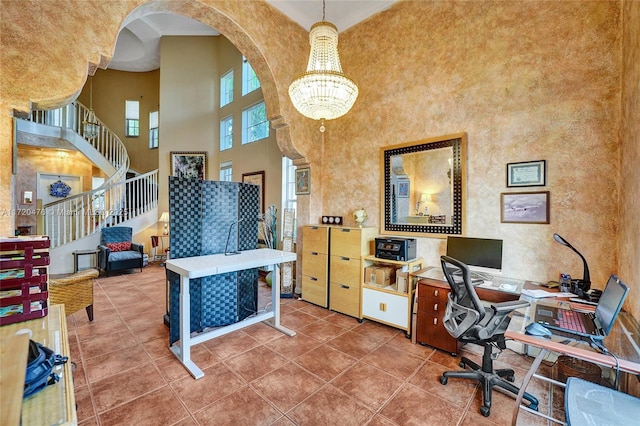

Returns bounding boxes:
[511,348,549,426]
[265,263,296,337]
[169,275,204,379]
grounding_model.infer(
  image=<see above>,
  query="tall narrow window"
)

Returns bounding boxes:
[125,100,140,137]
[281,157,297,241]
[219,161,233,181]
[242,56,260,96]
[242,101,269,144]
[149,111,159,149]
[220,70,234,107]
[220,115,233,151]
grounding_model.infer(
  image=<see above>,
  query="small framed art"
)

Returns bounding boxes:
[506,160,546,187]
[397,180,410,198]
[501,191,550,224]
[295,167,310,195]
[242,170,265,213]
[170,151,207,180]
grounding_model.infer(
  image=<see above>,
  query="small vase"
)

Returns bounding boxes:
[354,208,367,228]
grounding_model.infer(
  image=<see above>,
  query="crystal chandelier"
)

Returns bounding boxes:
[82,76,99,140]
[288,0,358,127]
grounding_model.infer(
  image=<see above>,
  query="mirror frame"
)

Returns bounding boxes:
[380,133,466,238]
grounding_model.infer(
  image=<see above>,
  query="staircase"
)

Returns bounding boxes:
[16,102,159,271]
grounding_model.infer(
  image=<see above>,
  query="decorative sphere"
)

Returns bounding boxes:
[265,272,273,287]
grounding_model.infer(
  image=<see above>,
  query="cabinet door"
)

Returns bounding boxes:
[303,226,329,254]
[362,288,409,330]
[330,228,363,258]
[302,252,328,282]
[329,281,360,318]
[302,275,328,308]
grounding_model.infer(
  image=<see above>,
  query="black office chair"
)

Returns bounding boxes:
[438,255,539,417]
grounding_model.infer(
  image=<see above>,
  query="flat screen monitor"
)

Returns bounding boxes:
[446,236,503,275]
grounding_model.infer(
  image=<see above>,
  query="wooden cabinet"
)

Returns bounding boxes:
[301,226,330,307]
[416,278,460,355]
[329,227,376,318]
[361,256,423,334]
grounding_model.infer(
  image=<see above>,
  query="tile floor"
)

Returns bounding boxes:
[64,263,558,425]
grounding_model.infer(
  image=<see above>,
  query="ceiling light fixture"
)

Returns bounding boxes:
[82,76,100,140]
[288,0,358,131]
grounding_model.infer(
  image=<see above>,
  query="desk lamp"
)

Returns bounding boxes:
[553,233,591,297]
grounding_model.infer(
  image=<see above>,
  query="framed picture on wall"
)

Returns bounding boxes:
[22,191,33,204]
[295,167,310,195]
[242,170,265,213]
[170,151,207,180]
[506,160,546,187]
[501,191,550,224]
[398,180,410,198]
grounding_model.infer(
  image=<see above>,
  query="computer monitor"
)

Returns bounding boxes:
[445,236,503,275]
[596,275,629,336]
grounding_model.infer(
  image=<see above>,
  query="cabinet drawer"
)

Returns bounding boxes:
[302,275,328,308]
[362,288,409,330]
[302,251,328,282]
[329,281,360,318]
[302,226,329,254]
[330,228,364,258]
[329,255,360,284]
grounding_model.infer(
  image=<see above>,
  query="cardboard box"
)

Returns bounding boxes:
[365,266,379,284]
[374,265,396,286]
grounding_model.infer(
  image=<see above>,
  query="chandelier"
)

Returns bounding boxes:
[82,76,99,140]
[288,0,358,127]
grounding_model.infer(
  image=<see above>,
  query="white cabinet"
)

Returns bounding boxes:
[360,256,423,334]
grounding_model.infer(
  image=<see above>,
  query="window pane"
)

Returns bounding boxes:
[220,70,234,107]
[149,128,159,149]
[219,116,233,151]
[149,111,158,128]
[125,100,139,119]
[242,101,269,144]
[242,56,260,96]
[219,161,232,181]
[126,119,139,137]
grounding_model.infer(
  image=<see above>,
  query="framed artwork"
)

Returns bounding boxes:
[501,191,550,224]
[506,160,546,187]
[22,191,33,204]
[295,167,310,195]
[397,180,410,198]
[242,170,265,213]
[170,151,207,180]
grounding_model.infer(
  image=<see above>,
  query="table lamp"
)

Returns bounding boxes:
[553,233,591,296]
[159,212,169,235]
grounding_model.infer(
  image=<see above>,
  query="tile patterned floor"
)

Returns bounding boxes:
[64,263,556,425]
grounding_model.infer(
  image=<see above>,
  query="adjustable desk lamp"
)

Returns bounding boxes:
[553,233,591,297]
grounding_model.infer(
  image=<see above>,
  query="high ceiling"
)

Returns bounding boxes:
[108,1,397,72]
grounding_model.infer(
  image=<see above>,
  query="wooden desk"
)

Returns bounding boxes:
[0,304,76,426]
[505,299,640,425]
[165,248,297,379]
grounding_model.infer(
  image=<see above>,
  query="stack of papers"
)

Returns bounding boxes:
[521,289,576,298]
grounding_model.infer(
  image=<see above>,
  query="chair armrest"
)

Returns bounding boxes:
[491,299,529,313]
[132,243,144,253]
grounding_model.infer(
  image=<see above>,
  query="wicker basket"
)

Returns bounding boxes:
[49,268,99,319]
[555,355,602,384]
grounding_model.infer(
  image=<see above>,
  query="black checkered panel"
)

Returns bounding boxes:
[169,177,203,259]
[167,178,260,344]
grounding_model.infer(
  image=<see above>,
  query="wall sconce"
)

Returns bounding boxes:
[57,150,68,159]
[416,193,432,215]
[159,211,169,235]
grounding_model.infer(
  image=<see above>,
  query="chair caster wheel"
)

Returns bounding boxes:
[459,361,466,368]
[440,376,448,385]
[529,403,539,411]
[480,406,490,417]
[506,375,515,382]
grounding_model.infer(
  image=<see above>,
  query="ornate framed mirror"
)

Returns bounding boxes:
[380,133,466,238]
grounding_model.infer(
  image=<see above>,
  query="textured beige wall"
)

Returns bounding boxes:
[327,1,623,288]
[619,0,640,319]
[1,1,637,315]
[77,69,161,174]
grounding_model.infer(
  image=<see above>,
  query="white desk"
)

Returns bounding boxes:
[165,248,297,379]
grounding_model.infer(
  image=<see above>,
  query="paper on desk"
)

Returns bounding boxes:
[521,289,576,298]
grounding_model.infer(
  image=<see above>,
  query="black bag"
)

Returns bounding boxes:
[24,339,68,398]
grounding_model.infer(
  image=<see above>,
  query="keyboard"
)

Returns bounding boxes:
[556,309,590,333]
